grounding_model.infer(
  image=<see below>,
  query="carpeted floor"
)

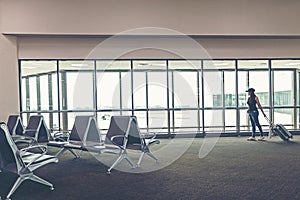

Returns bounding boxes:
[1,136,300,200]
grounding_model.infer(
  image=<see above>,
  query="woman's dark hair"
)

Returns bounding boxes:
[249,90,256,99]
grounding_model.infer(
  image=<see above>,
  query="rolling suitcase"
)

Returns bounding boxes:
[265,117,293,141]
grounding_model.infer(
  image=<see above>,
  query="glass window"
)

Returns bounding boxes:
[272,60,300,69]
[203,71,222,108]
[133,72,146,109]
[40,75,49,110]
[18,59,300,134]
[148,72,167,109]
[237,71,248,107]
[204,110,223,132]
[238,60,269,69]
[96,60,131,70]
[239,109,249,131]
[133,111,147,130]
[274,108,294,128]
[168,60,201,70]
[224,71,236,107]
[249,71,269,106]
[21,60,57,76]
[203,60,235,70]
[61,112,95,131]
[148,110,168,133]
[172,72,198,108]
[97,111,121,131]
[133,60,166,70]
[21,78,27,111]
[121,72,132,110]
[97,72,120,109]
[59,61,94,111]
[273,71,294,106]
[29,77,37,111]
[63,72,94,110]
[52,74,58,111]
[225,110,236,131]
[174,110,199,132]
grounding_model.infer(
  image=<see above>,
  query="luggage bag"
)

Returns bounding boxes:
[265,117,293,141]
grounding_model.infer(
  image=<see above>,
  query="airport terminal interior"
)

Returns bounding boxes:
[1,0,300,199]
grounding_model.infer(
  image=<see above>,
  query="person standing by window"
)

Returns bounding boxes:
[246,88,266,141]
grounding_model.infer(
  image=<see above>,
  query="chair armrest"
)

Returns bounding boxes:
[52,131,70,142]
[110,135,126,149]
[141,132,156,139]
[20,144,47,155]
[141,132,158,146]
[13,135,37,145]
[18,145,48,168]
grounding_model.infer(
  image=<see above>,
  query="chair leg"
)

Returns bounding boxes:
[107,154,124,174]
[137,150,158,167]
[124,154,135,168]
[55,148,67,158]
[55,148,79,159]
[30,174,54,189]
[6,176,25,200]
[68,149,80,159]
[107,150,134,174]
[146,152,158,162]
[137,152,145,167]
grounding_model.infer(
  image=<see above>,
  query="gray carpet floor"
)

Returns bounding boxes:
[1,135,300,200]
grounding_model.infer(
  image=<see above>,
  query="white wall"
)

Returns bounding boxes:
[18,36,300,59]
[0,0,19,121]
[2,0,300,36]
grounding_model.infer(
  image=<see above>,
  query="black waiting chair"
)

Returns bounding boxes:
[0,122,58,200]
[47,115,102,158]
[14,115,51,145]
[127,116,160,167]
[7,115,24,136]
[102,116,160,174]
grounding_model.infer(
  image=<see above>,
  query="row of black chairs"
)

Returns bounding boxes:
[1,115,160,199]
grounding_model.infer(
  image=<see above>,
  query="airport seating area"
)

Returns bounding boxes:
[0,115,161,199]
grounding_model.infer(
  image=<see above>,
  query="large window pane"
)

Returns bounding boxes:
[148,110,168,133]
[133,72,146,109]
[225,110,236,130]
[224,71,236,107]
[60,61,94,110]
[249,71,269,106]
[133,111,147,130]
[97,111,121,131]
[52,74,58,110]
[238,71,248,107]
[173,72,198,108]
[29,77,37,111]
[62,112,95,131]
[97,72,120,109]
[239,109,249,131]
[273,71,293,106]
[174,110,199,132]
[168,60,201,70]
[204,110,223,132]
[40,75,49,110]
[148,72,167,109]
[274,108,294,128]
[203,71,222,108]
[63,72,94,110]
[121,71,132,110]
